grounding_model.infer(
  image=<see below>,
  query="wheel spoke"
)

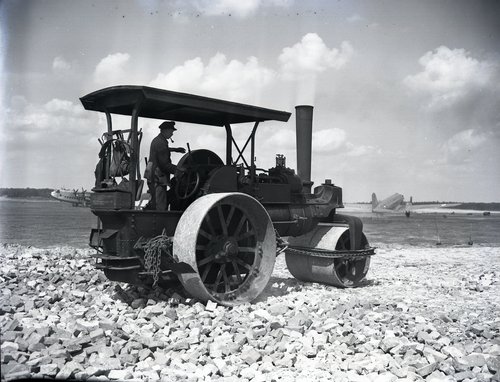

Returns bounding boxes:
[238,246,256,253]
[204,213,216,236]
[226,205,236,230]
[222,267,230,292]
[237,229,255,242]
[201,263,213,282]
[234,215,247,238]
[215,264,225,291]
[231,260,244,283]
[198,228,213,241]
[196,244,207,251]
[217,204,228,236]
[234,258,252,270]
[198,254,217,267]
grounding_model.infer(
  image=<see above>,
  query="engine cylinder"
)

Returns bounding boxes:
[266,205,317,236]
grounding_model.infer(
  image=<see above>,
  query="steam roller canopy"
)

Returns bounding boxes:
[285,224,371,287]
[174,193,276,306]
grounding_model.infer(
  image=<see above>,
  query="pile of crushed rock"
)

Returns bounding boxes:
[1,243,499,381]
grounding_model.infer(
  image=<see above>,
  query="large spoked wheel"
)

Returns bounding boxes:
[332,230,370,287]
[174,193,276,306]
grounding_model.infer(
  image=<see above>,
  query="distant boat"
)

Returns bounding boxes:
[50,188,92,207]
[483,211,491,216]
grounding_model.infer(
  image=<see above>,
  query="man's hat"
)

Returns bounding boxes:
[159,121,176,130]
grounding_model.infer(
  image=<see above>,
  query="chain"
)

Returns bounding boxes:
[286,246,375,260]
[135,229,172,287]
[275,229,289,256]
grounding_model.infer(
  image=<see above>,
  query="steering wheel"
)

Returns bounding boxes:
[175,168,201,200]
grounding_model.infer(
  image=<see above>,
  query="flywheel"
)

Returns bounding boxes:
[173,193,276,306]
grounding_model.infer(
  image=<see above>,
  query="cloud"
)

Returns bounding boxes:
[312,128,346,153]
[404,46,495,108]
[52,56,71,73]
[278,34,353,80]
[344,143,378,157]
[193,0,291,18]
[149,53,275,101]
[1,96,96,146]
[93,53,130,85]
[262,127,377,160]
[265,129,295,150]
[441,129,489,162]
[1,96,101,188]
[313,129,378,157]
[347,14,363,23]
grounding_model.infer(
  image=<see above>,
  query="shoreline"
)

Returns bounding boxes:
[1,244,499,381]
[0,197,56,202]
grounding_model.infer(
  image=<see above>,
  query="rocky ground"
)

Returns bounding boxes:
[1,243,499,382]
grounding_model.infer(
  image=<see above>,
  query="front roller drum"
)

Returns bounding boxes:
[285,224,371,287]
[173,193,276,306]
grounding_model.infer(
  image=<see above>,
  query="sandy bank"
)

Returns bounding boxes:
[1,244,499,381]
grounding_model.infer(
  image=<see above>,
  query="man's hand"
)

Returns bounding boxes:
[175,147,186,154]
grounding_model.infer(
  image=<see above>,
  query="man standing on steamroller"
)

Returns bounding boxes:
[146,121,186,210]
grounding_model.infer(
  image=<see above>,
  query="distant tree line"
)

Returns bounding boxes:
[350,201,500,211]
[0,188,53,198]
[443,203,500,211]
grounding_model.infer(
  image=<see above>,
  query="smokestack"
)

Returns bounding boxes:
[295,105,314,194]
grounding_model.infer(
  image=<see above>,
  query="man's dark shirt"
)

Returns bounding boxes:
[149,133,177,181]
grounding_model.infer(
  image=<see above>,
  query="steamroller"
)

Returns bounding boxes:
[82,85,374,306]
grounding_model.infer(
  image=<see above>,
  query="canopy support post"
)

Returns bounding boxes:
[225,124,233,165]
[130,101,143,203]
[250,121,259,185]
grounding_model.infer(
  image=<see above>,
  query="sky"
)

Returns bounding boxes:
[1,0,499,202]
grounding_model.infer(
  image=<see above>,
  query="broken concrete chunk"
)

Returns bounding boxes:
[108,369,133,380]
[55,361,82,380]
[205,300,217,312]
[241,347,262,365]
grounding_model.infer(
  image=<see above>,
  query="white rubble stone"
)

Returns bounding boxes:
[416,362,438,377]
[426,370,455,382]
[379,336,402,352]
[55,361,82,379]
[441,345,465,359]
[463,352,487,367]
[205,300,217,312]
[240,347,262,364]
[253,309,272,322]
[1,341,19,352]
[108,369,133,380]
[240,366,256,379]
[370,372,398,382]
[39,363,59,377]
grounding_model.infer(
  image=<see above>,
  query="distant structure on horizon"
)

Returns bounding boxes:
[372,193,412,216]
[50,188,92,207]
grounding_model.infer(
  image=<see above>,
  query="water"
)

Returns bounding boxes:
[359,213,500,248]
[1,199,499,248]
[0,198,96,248]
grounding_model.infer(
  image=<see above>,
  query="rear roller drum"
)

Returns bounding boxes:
[330,230,371,287]
[174,193,276,306]
[285,224,371,288]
